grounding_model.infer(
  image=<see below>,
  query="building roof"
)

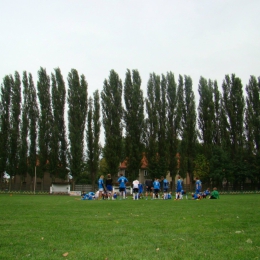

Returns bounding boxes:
[119,153,180,170]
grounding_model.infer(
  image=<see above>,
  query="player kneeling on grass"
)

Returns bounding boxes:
[88,192,95,200]
[192,192,202,200]
[81,191,86,199]
[202,188,211,198]
[113,192,118,200]
[117,173,128,200]
[209,187,220,199]
[132,179,139,200]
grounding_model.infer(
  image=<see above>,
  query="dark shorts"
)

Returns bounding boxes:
[133,188,139,193]
[106,185,113,191]
[153,189,159,194]
[146,186,152,192]
[164,188,168,192]
[119,187,126,192]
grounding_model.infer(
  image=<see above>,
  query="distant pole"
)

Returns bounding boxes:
[34,166,36,194]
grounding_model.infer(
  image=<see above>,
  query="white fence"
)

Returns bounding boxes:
[113,186,132,194]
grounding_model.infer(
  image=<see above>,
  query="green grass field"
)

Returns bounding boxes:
[0,194,260,260]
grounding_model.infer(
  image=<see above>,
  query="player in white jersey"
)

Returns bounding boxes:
[132,179,140,200]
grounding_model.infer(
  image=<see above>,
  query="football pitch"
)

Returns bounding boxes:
[0,194,260,260]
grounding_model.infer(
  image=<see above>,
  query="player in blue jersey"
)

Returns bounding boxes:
[202,188,210,198]
[192,192,202,200]
[195,177,202,194]
[161,176,169,199]
[117,173,128,200]
[138,183,143,199]
[113,192,118,200]
[98,175,104,200]
[153,178,160,199]
[176,176,183,199]
[81,190,86,199]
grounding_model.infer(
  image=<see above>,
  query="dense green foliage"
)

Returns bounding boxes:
[87,90,101,190]
[124,69,144,180]
[101,70,123,177]
[67,69,88,181]
[0,68,260,189]
[8,72,21,182]
[37,67,53,179]
[179,76,197,181]
[18,72,29,182]
[0,75,12,177]
[27,73,39,179]
[50,68,67,180]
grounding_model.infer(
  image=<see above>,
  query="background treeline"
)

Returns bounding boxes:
[0,68,260,190]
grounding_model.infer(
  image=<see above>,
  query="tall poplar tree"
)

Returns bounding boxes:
[145,73,160,178]
[166,72,179,177]
[8,72,21,182]
[245,76,260,154]
[197,77,214,158]
[0,75,12,183]
[179,75,197,181]
[50,68,67,180]
[158,74,168,176]
[123,69,144,180]
[37,67,53,180]
[86,90,101,190]
[210,80,232,186]
[245,76,260,185]
[27,73,39,180]
[18,72,29,183]
[67,69,88,181]
[222,74,245,186]
[176,75,185,177]
[222,74,245,158]
[212,80,221,146]
[101,70,123,177]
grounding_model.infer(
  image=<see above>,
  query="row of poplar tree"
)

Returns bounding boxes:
[0,67,260,190]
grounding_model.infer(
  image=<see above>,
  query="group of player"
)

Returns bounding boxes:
[191,177,220,200]
[81,174,220,201]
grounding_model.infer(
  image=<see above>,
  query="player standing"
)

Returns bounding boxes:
[132,179,139,200]
[195,177,202,194]
[117,173,128,200]
[176,176,183,199]
[145,179,153,200]
[98,175,104,200]
[161,176,169,199]
[153,178,160,199]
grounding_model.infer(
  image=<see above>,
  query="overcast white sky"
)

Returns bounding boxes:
[1,0,260,102]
